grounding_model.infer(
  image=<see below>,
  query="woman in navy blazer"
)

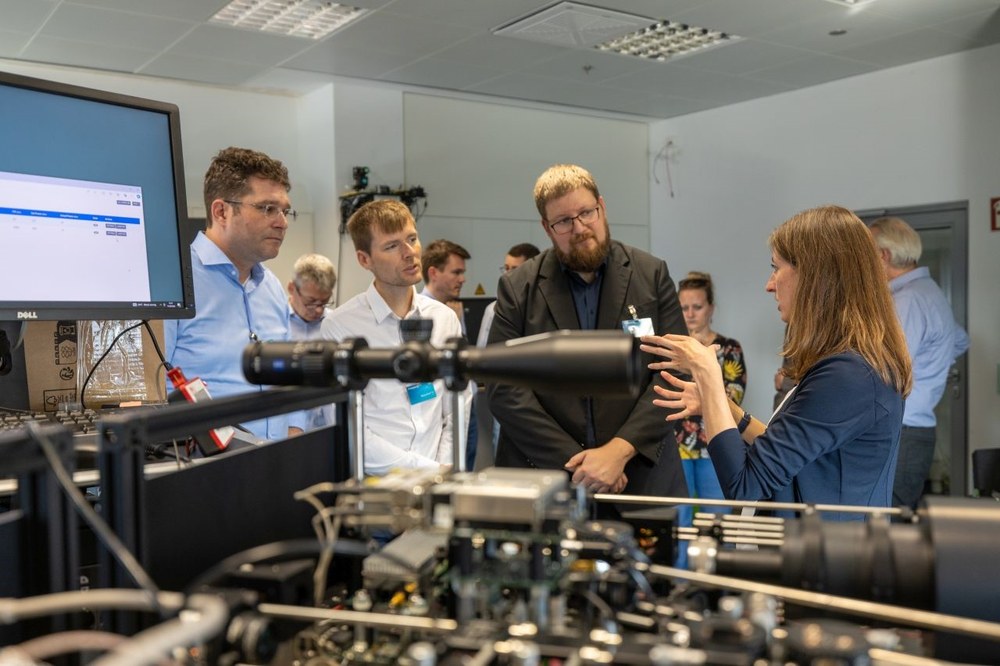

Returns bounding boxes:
[641,206,912,519]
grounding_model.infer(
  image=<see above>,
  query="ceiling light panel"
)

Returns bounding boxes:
[211,0,367,40]
[495,1,739,63]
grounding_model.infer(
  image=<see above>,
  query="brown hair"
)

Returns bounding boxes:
[533,164,600,218]
[421,239,470,283]
[769,205,911,395]
[678,271,714,305]
[346,199,413,254]
[203,147,290,226]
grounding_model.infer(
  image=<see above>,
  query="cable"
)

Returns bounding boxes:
[184,538,369,594]
[141,320,168,367]
[26,421,165,616]
[79,321,145,409]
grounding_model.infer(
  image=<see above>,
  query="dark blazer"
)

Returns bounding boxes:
[487,240,688,499]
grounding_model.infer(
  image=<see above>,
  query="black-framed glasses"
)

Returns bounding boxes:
[547,204,600,235]
[224,199,297,221]
[293,283,331,310]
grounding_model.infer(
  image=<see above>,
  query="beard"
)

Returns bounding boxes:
[554,221,611,273]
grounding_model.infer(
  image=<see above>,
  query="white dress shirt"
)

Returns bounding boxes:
[325,283,471,475]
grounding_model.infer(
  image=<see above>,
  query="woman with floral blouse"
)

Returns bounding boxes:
[673,272,746,532]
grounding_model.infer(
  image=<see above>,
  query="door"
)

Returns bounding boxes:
[857,202,969,496]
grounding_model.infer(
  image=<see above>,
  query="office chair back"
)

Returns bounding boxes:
[972,448,1000,499]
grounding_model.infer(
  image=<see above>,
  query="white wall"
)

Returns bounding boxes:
[404,93,649,298]
[649,42,1000,465]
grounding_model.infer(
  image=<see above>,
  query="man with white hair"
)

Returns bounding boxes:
[869,216,969,509]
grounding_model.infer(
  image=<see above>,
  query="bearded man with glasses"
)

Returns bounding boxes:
[487,164,688,511]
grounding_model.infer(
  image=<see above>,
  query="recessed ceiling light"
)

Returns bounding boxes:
[821,0,879,7]
[494,2,739,63]
[211,0,367,40]
[595,21,740,62]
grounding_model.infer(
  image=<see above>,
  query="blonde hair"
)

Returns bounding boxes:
[533,164,600,218]
[770,206,912,395]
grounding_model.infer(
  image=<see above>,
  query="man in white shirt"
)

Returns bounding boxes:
[325,200,471,476]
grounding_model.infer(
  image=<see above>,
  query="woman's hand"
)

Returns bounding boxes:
[640,334,721,377]
[652,371,702,420]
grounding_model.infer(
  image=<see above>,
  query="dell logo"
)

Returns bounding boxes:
[17,311,39,320]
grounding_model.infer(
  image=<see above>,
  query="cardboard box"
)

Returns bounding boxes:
[23,320,165,412]
[23,320,79,413]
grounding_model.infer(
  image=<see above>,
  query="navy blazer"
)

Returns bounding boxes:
[709,351,904,519]
[487,240,688,499]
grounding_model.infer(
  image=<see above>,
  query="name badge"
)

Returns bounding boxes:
[622,317,654,337]
[406,382,437,405]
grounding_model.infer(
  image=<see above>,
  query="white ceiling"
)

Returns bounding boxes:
[2,0,999,119]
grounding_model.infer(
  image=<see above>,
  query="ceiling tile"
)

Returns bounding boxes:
[748,52,879,88]
[283,42,414,79]
[20,34,157,73]
[666,0,843,38]
[380,57,505,90]
[936,8,1000,47]
[0,30,32,57]
[756,7,916,54]
[169,24,316,67]
[604,63,792,104]
[376,0,545,30]
[40,4,195,52]
[139,53,265,86]
[0,0,57,33]
[833,27,981,68]
[63,0,229,22]
[866,0,1000,28]
[322,10,477,56]
[673,39,808,75]
[517,48,656,83]
[433,34,569,69]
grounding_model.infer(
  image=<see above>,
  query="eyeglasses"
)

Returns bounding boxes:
[224,199,297,221]
[294,284,331,310]
[547,204,600,235]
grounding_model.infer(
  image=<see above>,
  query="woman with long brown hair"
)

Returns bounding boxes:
[641,206,912,517]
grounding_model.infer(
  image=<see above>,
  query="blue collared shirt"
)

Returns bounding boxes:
[890,267,969,427]
[163,232,301,441]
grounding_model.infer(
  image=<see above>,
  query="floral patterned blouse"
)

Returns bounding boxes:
[674,334,746,460]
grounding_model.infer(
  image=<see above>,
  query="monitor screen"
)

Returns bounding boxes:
[0,70,195,321]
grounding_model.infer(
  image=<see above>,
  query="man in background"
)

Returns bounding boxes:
[164,146,304,441]
[488,164,687,502]
[288,252,337,340]
[870,216,969,509]
[477,242,541,347]
[420,238,477,468]
[325,200,471,476]
[287,252,337,430]
[421,239,470,333]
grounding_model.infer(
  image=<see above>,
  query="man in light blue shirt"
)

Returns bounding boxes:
[164,147,305,442]
[870,217,969,508]
[287,252,338,429]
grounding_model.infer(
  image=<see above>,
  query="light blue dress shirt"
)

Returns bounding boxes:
[289,309,339,430]
[890,267,969,427]
[163,232,301,441]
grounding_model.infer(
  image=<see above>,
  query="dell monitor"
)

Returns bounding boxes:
[0,70,195,322]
